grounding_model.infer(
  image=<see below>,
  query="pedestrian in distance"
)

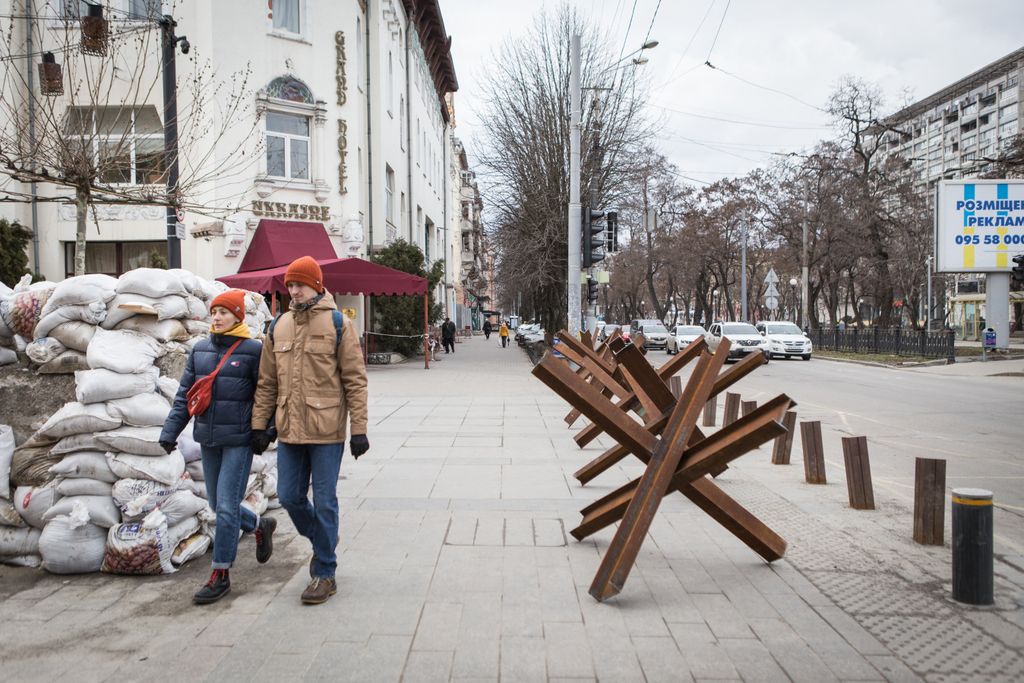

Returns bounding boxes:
[160,288,277,605]
[482,319,492,340]
[499,320,510,348]
[441,317,456,354]
[252,256,369,605]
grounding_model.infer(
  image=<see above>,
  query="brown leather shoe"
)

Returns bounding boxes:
[301,577,337,605]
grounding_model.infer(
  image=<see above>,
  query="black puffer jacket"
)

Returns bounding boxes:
[161,333,263,447]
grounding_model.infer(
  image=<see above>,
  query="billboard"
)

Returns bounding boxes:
[935,179,1024,273]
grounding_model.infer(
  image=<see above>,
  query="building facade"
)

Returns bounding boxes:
[1,0,479,326]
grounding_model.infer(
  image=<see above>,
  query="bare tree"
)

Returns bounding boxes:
[0,1,259,275]
[478,5,653,331]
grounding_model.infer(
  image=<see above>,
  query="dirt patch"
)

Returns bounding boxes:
[0,364,75,445]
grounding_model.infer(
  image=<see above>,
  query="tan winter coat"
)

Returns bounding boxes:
[252,295,368,444]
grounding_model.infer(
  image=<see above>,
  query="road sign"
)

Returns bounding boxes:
[764,268,780,285]
[175,207,185,222]
[175,221,186,240]
[765,282,779,297]
[765,295,779,311]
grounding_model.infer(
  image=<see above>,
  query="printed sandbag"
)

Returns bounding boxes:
[171,532,210,566]
[101,508,175,575]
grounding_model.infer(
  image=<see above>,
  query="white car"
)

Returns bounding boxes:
[705,322,770,361]
[636,322,670,350]
[756,321,812,360]
[666,325,706,354]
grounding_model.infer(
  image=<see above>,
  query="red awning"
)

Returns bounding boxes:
[237,219,337,272]
[217,257,428,297]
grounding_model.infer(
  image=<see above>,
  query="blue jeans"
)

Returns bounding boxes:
[277,442,343,579]
[200,445,258,569]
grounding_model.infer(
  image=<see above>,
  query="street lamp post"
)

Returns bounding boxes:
[925,255,934,332]
[740,223,748,322]
[160,5,189,269]
[789,277,799,326]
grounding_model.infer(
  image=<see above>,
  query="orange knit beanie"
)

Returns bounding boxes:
[285,256,324,293]
[209,289,246,321]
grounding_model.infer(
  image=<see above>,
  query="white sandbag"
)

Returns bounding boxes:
[47,320,97,352]
[266,496,281,510]
[184,320,209,336]
[185,460,204,482]
[0,347,16,366]
[75,367,159,404]
[168,269,204,299]
[34,301,107,338]
[102,508,175,575]
[112,477,177,512]
[102,293,192,329]
[242,489,268,516]
[40,501,107,574]
[96,426,165,456]
[43,495,120,528]
[87,328,163,374]
[168,515,201,550]
[37,402,120,439]
[2,554,41,567]
[38,350,90,374]
[0,498,26,527]
[152,490,207,526]
[177,422,201,463]
[51,433,106,455]
[115,316,189,342]
[49,451,118,483]
[116,268,188,298]
[26,337,66,364]
[0,424,13,497]
[41,274,117,312]
[14,483,61,528]
[250,455,267,473]
[261,470,277,498]
[262,450,277,470]
[0,526,41,557]
[157,376,179,402]
[105,393,170,428]
[246,473,260,497]
[171,532,210,566]
[180,476,207,499]
[55,478,112,497]
[108,451,185,485]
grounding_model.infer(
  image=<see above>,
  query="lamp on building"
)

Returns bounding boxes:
[80,3,109,57]
[38,52,63,96]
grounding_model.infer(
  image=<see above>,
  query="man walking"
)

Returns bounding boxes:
[252,256,369,605]
[441,317,456,354]
[482,319,492,340]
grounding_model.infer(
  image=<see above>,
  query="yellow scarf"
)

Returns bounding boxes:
[209,321,252,339]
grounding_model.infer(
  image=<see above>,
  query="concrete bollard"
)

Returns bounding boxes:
[952,488,994,606]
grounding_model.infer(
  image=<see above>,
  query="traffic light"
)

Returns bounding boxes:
[586,276,599,305]
[605,209,618,253]
[582,206,606,268]
[1013,254,1024,284]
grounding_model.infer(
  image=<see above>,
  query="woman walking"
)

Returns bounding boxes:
[499,321,510,348]
[160,289,276,604]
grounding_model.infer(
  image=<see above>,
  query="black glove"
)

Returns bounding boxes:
[349,434,369,459]
[159,440,176,455]
[250,429,272,455]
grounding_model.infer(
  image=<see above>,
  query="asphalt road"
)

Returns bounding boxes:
[650,350,1024,552]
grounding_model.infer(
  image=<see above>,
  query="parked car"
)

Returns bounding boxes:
[598,323,622,342]
[755,321,812,360]
[630,318,663,333]
[665,324,706,354]
[705,322,770,361]
[636,322,670,350]
[514,323,539,344]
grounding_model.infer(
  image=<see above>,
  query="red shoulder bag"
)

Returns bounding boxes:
[187,339,243,417]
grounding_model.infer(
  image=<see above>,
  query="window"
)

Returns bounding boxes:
[64,241,163,278]
[387,52,394,115]
[400,192,406,232]
[272,0,300,34]
[265,111,310,179]
[355,18,363,89]
[129,0,161,19]
[67,106,164,185]
[385,166,395,224]
[1000,104,1018,121]
[1000,120,1018,138]
[399,95,406,149]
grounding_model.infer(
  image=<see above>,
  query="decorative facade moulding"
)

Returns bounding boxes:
[250,200,330,222]
[335,31,347,106]
[58,204,163,222]
[337,119,348,195]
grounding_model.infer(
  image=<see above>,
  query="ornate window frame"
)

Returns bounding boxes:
[255,76,329,202]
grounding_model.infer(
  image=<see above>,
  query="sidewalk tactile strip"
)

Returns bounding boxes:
[803,570,953,617]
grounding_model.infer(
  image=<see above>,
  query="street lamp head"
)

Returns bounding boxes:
[642,40,659,49]
[789,277,798,287]
[632,56,649,66]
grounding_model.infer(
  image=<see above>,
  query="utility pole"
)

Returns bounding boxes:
[740,223,748,322]
[925,255,933,332]
[160,5,187,269]
[567,34,582,337]
[801,204,809,331]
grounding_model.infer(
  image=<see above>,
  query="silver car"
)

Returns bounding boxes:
[705,322,770,361]
[637,322,670,350]
[665,324,706,355]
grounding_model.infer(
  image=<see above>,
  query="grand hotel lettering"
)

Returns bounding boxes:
[250,200,331,222]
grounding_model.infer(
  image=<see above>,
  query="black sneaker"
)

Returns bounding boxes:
[193,569,230,604]
[255,517,276,564]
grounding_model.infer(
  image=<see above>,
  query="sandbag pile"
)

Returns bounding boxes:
[0,268,278,574]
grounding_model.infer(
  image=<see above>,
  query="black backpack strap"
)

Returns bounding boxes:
[268,313,283,344]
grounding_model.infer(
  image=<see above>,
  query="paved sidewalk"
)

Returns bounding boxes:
[1,333,1022,681]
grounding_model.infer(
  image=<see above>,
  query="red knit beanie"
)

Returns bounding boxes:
[285,256,324,293]
[209,289,246,322]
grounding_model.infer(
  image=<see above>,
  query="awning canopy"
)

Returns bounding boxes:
[237,219,337,272]
[218,257,428,297]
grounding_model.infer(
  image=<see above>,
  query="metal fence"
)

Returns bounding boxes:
[809,327,955,361]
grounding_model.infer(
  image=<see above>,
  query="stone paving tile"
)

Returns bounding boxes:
[500,635,548,681]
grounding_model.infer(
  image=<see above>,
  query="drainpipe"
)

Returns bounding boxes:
[405,14,414,242]
[25,3,40,275]
[365,1,374,254]
[442,127,449,318]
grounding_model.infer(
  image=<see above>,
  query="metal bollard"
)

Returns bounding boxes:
[951,488,994,606]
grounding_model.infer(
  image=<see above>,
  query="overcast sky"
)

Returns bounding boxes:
[440,0,1024,188]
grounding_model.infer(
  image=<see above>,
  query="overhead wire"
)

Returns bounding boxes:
[704,0,731,62]
[703,62,827,113]
[648,102,831,130]
[657,0,717,89]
